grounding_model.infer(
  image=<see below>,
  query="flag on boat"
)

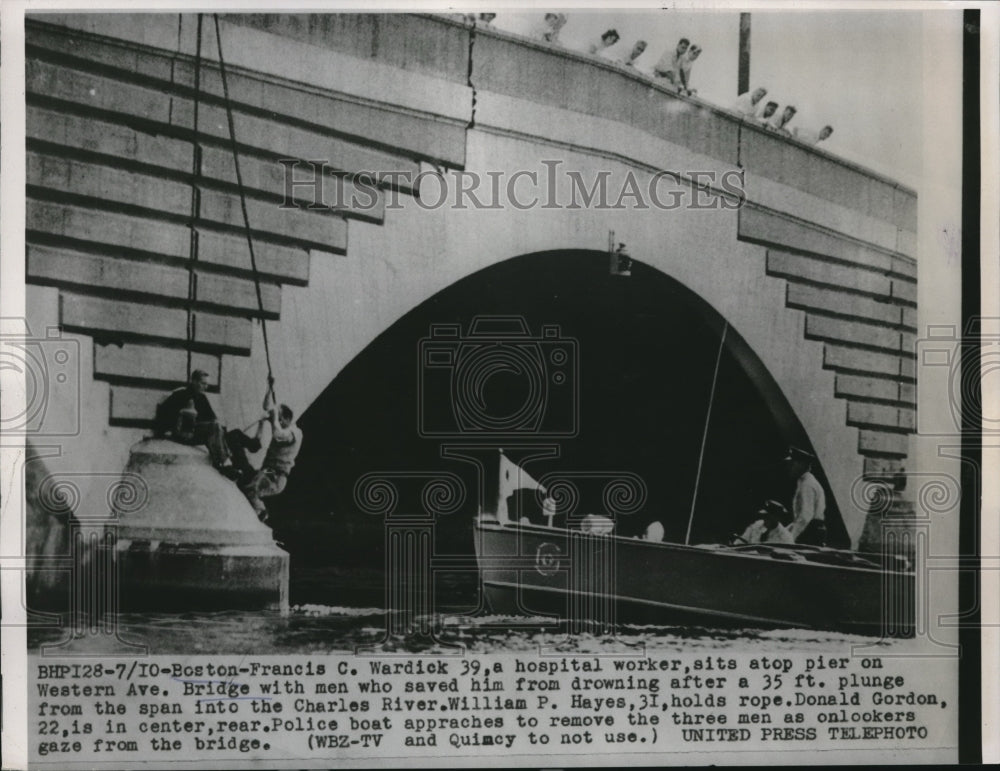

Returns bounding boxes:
[496,451,546,523]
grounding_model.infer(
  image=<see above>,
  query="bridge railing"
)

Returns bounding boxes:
[451,15,916,235]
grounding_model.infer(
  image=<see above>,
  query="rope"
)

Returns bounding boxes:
[185,14,204,380]
[212,13,276,402]
[684,321,728,545]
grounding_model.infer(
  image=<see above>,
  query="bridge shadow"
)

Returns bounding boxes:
[271,249,848,608]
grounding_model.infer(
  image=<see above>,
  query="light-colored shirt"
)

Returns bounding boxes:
[644,521,665,541]
[653,49,683,79]
[598,44,623,62]
[588,38,613,55]
[580,514,614,534]
[733,92,763,118]
[532,15,566,44]
[793,126,824,145]
[677,54,697,90]
[741,519,795,545]
[789,471,826,540]
[263,425,302,475]
[764,107,788,131]
[598,45,645,69]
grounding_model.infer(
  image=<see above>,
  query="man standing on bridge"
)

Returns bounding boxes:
[767,104,798,136]
[677,43,701,95]
[653,37,689,88]
[733,86,768,118]
[587,28,620,56]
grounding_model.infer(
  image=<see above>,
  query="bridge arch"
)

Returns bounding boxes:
[280,248,848,555]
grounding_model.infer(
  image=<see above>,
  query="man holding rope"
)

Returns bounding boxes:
[162,15,299,522]
[227,380,303,523]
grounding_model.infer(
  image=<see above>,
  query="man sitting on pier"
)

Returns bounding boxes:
[226,393,303,523]
[153,369,237,478]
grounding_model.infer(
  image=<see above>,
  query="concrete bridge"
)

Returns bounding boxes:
[22,12,917,576]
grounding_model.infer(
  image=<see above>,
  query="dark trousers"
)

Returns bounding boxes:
[798,519,827,547]
[187,420,229,468]
[226,429,262,478]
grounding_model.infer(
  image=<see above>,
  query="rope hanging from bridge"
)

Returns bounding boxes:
[184,13,276,402]
[212,13,276,402]
[684,320,729,546]
[184,14,204,381]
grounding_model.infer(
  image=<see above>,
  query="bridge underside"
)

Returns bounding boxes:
[284,249,851,550]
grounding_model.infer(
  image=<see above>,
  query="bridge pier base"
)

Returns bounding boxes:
[112,439,289,612]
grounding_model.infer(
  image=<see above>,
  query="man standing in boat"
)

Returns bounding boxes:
[784,446,827,546]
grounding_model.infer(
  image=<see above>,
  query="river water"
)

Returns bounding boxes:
[30,607,884,656]
[28,568,887,656]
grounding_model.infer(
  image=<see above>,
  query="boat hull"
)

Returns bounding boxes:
[474,521,914,636]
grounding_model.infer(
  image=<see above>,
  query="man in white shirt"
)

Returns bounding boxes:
[733,87,768,118]
[784,447,827,546]
[793,125,834,146]
[653,37,689,87]
[677,44,701,95]
[766,105,798,136]
[587,28,620,55]
[755,101,779,126]
[600,39,647,68]
[533,13,567,44]
[228,394,303,523]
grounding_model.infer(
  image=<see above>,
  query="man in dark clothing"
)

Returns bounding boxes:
[153,369,234,475]
[225,381,278,482]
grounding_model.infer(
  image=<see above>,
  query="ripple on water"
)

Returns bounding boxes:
[27,606,885,655]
